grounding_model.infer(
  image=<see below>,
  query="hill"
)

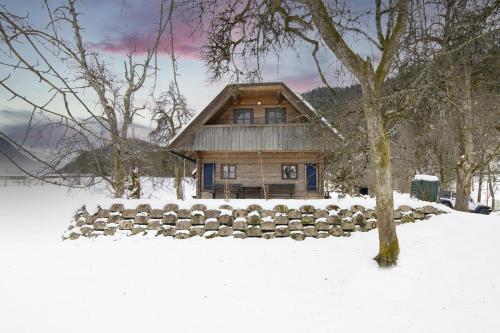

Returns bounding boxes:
[61,139,191,177]
[301,85,362,121]
[0,137,42,174]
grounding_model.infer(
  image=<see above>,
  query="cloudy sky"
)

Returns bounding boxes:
[0,0,375,138]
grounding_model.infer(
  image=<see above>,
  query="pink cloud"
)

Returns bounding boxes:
[89,17,203,59]
[89,34,200,59]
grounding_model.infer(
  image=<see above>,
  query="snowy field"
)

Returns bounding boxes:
[1,181,500,333]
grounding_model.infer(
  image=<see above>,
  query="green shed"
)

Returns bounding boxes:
[410,175,440,203]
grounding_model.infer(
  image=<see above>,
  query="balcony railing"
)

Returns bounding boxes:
[182,124,325,151]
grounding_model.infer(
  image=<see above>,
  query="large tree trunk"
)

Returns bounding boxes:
[454,65,474,212]
[455,166,473,211]
[477,169,483,202]
[362,86,400,266]
[127,166,141,199]
[111,141,126,198]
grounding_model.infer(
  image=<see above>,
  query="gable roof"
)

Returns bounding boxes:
[168,82,341,151]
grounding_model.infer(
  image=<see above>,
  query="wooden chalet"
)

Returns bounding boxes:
[168,82,337,199]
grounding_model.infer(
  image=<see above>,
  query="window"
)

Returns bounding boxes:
[234,109,254,124]
[265,108,285,124]
[221,164,237,179]
[281,164,298,179]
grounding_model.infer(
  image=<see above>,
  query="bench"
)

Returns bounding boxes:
[241,186,262,199]
[213,183,242,199]
[267,183,295,198]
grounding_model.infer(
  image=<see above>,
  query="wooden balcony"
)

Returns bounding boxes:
[182,124,326,151]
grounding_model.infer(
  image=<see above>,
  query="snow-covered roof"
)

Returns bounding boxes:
[413,174,439,182]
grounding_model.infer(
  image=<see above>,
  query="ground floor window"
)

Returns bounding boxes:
[221,164,237,179]
[281,164,298,179]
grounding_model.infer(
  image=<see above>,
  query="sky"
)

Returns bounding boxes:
[0,0,375,139]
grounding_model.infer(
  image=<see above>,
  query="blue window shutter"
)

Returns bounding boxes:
[306,163,317,191]
[203,163,215,190]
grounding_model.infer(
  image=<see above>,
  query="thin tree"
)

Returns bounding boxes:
[0,0,171,197]
[150,0,193,199]
[402,0,499,211]
[150,83,193,199]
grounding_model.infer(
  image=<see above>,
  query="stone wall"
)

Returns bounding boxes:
[63,203,444,240]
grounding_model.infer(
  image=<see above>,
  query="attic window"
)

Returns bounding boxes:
[234,108,253,124]
[265,108,285,124]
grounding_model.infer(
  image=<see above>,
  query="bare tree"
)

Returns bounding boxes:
[150,0,193,199]
[402,0,499,211]
[0,0,171,197]
[150,83,193,198]
[192,0,409,266]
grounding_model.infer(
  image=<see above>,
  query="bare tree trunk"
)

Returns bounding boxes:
[128,166,141,199]
[111,141,126,198]
[477,169,483,203]
[439,163,447,190]
[363,87,399,266]
[488,164,495,211]
[111,128,128,198]
[454,65,474,212]
[455,167,473,211]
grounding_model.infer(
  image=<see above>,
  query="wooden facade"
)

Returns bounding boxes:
[168,82,336,199]
[195,151,325,199]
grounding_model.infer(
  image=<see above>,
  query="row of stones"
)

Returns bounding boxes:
[63,203,443,240]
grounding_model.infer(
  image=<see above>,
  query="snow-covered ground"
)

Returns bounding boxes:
[1,181,499,333]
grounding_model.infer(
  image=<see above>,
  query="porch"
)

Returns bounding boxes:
[196,151,324,199]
